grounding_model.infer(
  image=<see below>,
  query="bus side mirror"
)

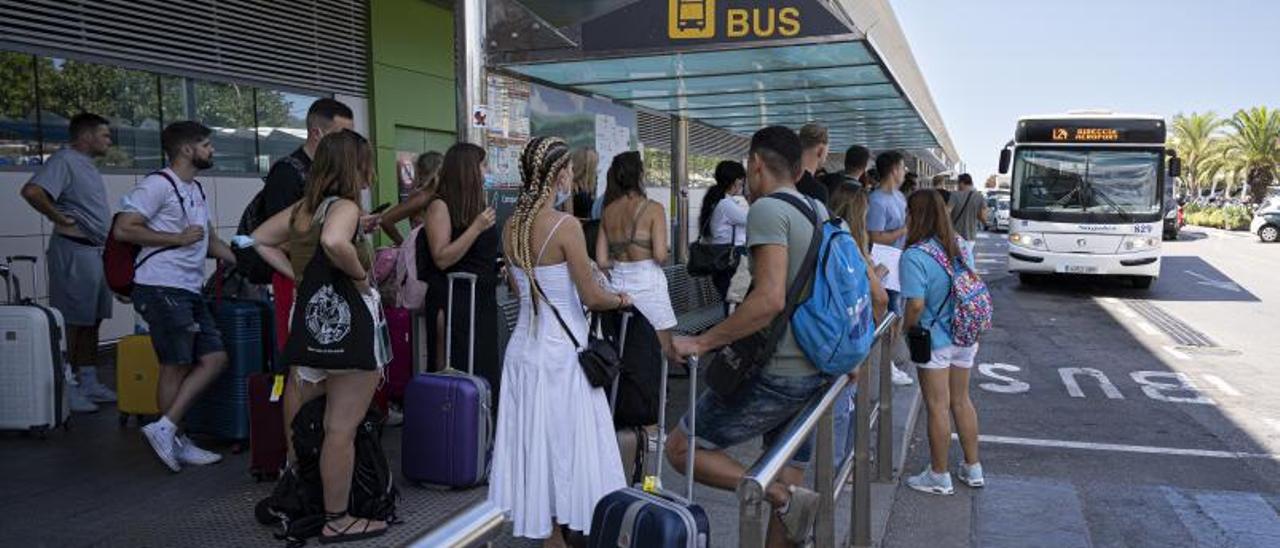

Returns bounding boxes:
[1168,157,1182,178]
[998,148,1011,174]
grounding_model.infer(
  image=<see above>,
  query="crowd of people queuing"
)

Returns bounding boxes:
[18,98,992,546]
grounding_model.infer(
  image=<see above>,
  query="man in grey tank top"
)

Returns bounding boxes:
[948,173,989,255]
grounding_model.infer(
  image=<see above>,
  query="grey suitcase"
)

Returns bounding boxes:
[0,256,70,434]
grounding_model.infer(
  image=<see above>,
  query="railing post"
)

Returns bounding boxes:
[851,339,876,548]
[876,324,896,481]
[814,405,836,547]
[738,482,769,548]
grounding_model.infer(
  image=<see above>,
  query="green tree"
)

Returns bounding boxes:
[1169,112,1227,197]
[1227,106,1280,204]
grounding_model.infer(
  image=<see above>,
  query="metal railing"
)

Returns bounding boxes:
[406,501,506,548]
[738,313,901,548]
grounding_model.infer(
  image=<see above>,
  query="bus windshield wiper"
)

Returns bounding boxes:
[1085,184,1134,223]
[1053,183,1084,209]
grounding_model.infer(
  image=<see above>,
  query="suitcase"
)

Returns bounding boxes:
[116,334,161,425]
[609,311,660,486]
[248,371,288,480]
[589,356,709,548]
[383,305,412,403]
[0,256,70,435]
[185,298,272,442]
[402,272,492,487]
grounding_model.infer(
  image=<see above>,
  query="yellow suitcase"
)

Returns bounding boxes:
[116,335,161,425]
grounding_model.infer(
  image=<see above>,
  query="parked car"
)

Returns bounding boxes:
[1252,209,1280,243]
[994,197,1011,232]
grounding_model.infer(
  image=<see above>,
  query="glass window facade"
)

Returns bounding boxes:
[0,50,331,174]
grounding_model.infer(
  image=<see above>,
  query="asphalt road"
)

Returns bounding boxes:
[883,226,1280,548]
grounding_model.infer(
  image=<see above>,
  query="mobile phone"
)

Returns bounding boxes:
[371,202,391,214]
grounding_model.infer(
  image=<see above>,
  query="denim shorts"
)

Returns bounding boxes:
[679,372,830,467]
[132,284,224,365]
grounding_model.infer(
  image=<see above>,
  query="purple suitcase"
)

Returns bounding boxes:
[402,272,492,487]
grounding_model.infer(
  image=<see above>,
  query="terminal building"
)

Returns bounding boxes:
[0,1,957,545]
[1,0,956,341]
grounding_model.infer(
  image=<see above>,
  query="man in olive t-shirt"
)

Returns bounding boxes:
[668,126,826,546]
[949,173,988,245]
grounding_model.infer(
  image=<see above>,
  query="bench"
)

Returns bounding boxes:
[664,265,725,336]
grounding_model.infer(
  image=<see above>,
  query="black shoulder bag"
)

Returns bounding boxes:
[705,193,823,399]
[687,202,741,277]
[534,284,623,388]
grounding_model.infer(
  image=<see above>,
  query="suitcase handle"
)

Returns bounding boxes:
[445,272,479,375]
[4,255,37,303]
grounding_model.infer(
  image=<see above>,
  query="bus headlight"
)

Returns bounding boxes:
[1121,236,1160,252]
[1009,232,1047,250]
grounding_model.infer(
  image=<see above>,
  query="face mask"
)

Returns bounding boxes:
[554,189,571,208]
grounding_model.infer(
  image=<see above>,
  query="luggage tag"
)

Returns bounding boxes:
[642,475,661,494]
[270,374,285,402]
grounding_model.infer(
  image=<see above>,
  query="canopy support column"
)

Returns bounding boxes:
[455,0,487,145]
[672,116,690,264]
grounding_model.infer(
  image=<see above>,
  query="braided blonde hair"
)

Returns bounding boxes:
[509,136,571,314]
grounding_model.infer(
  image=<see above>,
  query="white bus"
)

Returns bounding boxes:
[997,112,1181,289]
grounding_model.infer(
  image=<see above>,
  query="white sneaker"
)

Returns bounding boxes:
[175,435,223,466]
[142,421,181,472]
[906,468,954,496]
[956,462,985,488]
[890,363,915,386]
[68,384,100,413]
[82,380,118,403]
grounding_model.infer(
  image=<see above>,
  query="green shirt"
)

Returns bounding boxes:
[745,187,829,377]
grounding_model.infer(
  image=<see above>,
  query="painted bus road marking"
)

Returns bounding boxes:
[976,364,1228,405]
[1059,367,1124,399]
[959,434,1280,460]
[1131,371,1214,405]
[977,362,1031,394]
[1162,346,1192,361]
[1135,320,1161,337]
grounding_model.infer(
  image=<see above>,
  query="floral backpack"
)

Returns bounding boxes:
[913,237,992,347]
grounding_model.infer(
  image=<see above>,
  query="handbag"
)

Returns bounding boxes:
[687,215,739,277]
[282,197,382,371]
[705,193,823,398]
[534,284,622,389]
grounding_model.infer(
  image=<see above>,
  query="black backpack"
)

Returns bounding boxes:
[237,155,309,284]
[254,397,398,545]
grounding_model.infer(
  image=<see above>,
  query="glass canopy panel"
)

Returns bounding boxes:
[577,64,888,99]
[675,98,910,118]
[626,83,899,111]
[709,114,922,129]
[510,41,875,86]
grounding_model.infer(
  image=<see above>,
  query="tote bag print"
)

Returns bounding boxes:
[306,284,353,350]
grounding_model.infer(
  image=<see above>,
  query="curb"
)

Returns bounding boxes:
[870,385,922,547]
[1183,225,1254,239]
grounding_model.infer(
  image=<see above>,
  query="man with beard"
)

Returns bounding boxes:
[114,121,237,472]
[19,113,117,413]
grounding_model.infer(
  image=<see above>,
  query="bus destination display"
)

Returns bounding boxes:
[1018,119,1165,144]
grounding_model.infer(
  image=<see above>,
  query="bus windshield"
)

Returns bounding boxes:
[1013,148,1161,220]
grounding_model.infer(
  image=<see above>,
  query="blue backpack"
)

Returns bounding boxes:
[773,194,876,375]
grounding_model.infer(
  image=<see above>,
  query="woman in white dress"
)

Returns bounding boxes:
[489,136,633,547]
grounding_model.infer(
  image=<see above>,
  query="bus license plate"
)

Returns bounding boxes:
[1058,264,1098,274]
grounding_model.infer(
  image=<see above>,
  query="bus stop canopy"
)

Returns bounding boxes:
[489,0,958,170]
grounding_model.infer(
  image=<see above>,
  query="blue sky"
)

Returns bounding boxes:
[891,0,1280,180]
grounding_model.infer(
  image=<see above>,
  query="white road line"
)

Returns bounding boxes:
[1099,297,1120,304]
[963,434,1280,460]
[1135,320,1161,336]
[1200,374,1242,396]
[1263,418,1280,435]
[1162,346,1192,361]
[1120,308,1140,320]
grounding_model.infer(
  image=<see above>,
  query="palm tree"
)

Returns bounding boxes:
[1200,142,1243,199]
[1170,112,1228,197]
[1227,107,1280,204]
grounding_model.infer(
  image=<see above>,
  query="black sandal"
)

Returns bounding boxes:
[318,511,387,545]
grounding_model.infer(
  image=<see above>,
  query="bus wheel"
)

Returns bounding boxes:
[1132,276,1154,289]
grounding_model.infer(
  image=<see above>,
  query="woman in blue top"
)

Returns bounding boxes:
[899,190,984,496]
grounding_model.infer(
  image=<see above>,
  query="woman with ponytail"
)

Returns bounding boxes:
[488,136,633,546]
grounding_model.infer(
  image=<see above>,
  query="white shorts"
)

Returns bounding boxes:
[915,344,980,370]
[608,260,678,331]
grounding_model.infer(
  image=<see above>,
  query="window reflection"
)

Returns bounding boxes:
[193,80,258,173]
[36,57,163,170]
[256,90,316,170]
[0,52,40,167]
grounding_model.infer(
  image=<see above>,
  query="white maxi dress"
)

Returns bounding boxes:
[488,221,626,539]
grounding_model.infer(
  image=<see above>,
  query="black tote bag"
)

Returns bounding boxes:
[283,198,380,371]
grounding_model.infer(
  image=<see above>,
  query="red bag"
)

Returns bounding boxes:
[247,372,287,481]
